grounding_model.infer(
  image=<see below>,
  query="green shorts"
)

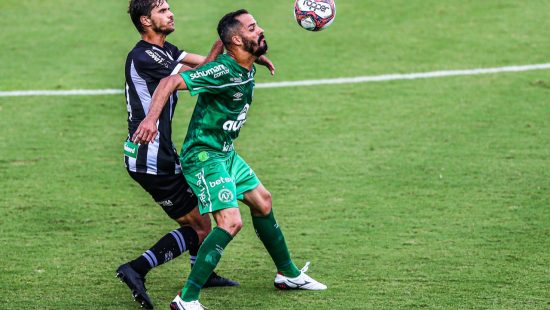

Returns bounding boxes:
[183,151,260,215]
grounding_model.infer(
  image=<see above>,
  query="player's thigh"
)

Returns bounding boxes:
[183,163,239,215]
[127,171,197,220]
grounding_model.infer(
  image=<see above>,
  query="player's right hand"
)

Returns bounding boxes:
[132,117,158,144]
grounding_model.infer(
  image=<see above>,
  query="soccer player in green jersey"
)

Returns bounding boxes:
[133,9,327,309]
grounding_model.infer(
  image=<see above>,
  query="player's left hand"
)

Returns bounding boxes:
[257,55,275,75]
[132,117,158,144]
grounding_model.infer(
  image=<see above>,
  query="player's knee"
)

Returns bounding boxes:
[257,190,272,215]
[176,213,212,243]
[218,217,243,236]
[177,223,210,244]
[228,218,243,234]
[262,189,272,203]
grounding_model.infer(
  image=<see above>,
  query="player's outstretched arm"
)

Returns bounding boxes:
[256,55,275,75]
[181,53,205,67]
[180,39,224,69]
[132,75,188,144]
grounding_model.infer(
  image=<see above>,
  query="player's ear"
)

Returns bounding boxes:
[140,15,152,29]
[231,34,243,46]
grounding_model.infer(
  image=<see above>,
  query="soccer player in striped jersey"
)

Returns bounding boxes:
[133,9,326,310]
[118,1,275,309]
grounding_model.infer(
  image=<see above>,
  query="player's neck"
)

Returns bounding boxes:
[141,31,167,48]
[227,49,256,71]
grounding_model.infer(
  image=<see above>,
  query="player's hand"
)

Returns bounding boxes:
[257,55,275,75]
[132,117,158,144]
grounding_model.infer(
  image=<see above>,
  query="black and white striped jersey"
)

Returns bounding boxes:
[124,40,187,175]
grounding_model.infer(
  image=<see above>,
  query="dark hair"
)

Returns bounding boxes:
[217,9,249,46]
[128,0,164,33]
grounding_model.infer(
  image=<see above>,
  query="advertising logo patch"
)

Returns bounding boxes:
[222,104,250,132]
[189,64,229,79]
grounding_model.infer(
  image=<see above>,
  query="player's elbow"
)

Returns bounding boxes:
[157,75,178,92]
[165,74,186,91]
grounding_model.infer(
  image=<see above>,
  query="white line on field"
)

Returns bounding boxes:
[1,63,549,97]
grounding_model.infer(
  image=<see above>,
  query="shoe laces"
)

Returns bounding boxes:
[301,261,311,273]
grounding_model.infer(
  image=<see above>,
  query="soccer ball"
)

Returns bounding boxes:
[294,0,336,32]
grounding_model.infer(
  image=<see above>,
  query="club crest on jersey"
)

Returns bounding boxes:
[222,104,249,131]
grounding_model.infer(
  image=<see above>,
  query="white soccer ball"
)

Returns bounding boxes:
[294,0,336,32]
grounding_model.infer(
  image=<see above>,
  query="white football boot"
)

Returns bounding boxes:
[274,262,327,290]
[170,294,205,310]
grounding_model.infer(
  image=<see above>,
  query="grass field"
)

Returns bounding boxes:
[1,0,549,309]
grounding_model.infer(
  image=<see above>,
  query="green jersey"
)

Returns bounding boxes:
[179,54,256,170]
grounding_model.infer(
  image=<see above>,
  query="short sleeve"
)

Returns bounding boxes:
[133,47,183,81]
[180,61,231,96]
[169,43,188,64]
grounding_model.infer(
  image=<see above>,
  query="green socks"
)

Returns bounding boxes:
[252,210,301,277]
[180,227,233,301]
[180,211,299,302]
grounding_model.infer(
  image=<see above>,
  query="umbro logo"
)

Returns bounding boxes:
[233,92,244,101]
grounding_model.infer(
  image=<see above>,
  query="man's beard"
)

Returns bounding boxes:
[244,35,268,57]
[152,21,174,36]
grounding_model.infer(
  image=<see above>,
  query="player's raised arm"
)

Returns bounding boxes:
[180,39,224,69]
[132,74,188,144]
[256,55,275,75]
[181,53,205,67]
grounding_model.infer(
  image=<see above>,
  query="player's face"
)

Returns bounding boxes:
[149,1,174,35]
[237,14,268,57]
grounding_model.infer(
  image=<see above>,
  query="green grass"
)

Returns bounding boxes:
[1,0,550,309]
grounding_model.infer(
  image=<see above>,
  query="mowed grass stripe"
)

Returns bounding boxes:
[1,63,550,97]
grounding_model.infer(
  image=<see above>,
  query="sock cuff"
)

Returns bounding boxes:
[178,226,199,256]
[142,250,158,268]
[213,226,234,240]
[252,209,274,219]
[170,229,187,253]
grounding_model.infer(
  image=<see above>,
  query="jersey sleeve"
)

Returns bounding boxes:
[180,61,232,96]
[171,44,189,64]
[133,47,184,81]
